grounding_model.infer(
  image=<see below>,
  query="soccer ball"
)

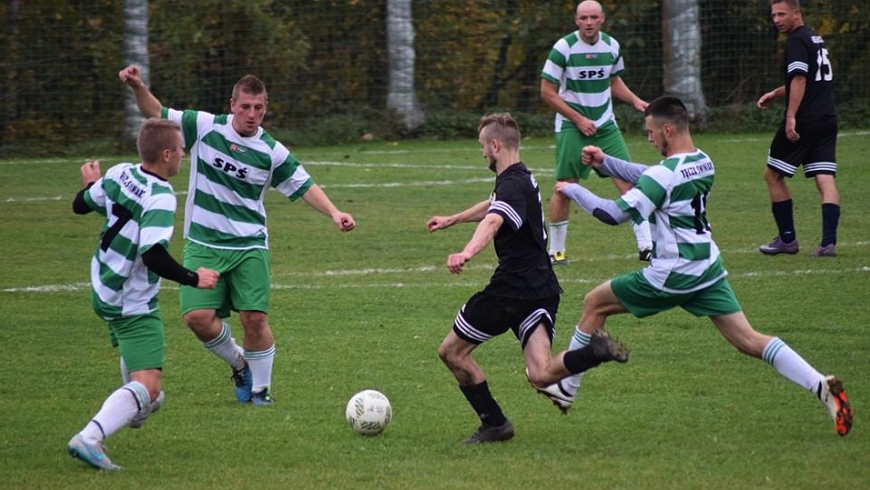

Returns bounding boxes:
[345,389,392,435]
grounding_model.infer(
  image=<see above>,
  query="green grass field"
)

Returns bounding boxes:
[1,131,869,489]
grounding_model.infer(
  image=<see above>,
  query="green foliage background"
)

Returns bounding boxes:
[1,0,869,152]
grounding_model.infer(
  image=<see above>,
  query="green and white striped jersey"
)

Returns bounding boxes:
[163,108,314,250]
[616,149,726,294]
[83,163,177,319]
[541,31,625,132]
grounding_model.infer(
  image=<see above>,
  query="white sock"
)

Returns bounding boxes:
[762,337,825,394]
[549,220,568,254]
[632,220,652,251]
[560,328,591,396]
[80,381,149,442]
[246,344,276,393]
[135,391,165,424]
[202,321,246,370]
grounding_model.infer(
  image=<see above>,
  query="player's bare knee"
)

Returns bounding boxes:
[131,372,162,401]
[437,344,454,366]
[524,367,549,387]
[182,309,211,329]
[763,167,783,184]
[438,342,468,371]
[182,310,221,342]
[239,310,268,330]
[146,384,162,403]
[582,294,604,315]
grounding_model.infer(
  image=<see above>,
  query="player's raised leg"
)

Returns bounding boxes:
[526,329,628,413]
[530,280,628,413]
[713,312,853,436]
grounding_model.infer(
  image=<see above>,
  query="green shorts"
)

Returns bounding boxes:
[610,271,742,318]
[108,312,165,372]
[555,123,631,181]
[179,241,271,318]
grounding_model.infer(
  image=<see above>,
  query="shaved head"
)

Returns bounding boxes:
[574,1,606,44]
[577,1,603,15]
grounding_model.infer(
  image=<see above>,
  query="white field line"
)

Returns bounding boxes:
[2,129,867,165]
[2,172,502,203]
[321,176,494,188]
[4,262,869,294]
[6,129,869,201]
[4,195,63,202]
[343,130,870,155]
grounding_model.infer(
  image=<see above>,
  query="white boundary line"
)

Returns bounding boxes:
[1,129,866,165]
[2,175,498,202]
[5,129,868,201]
[4,264,868,294]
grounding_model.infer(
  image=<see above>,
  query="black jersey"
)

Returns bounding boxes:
[783,25,837,123]
[483,163,562,299]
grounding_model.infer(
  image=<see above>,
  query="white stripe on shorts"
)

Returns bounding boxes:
[518,309,551,341]
[454,309,493,343]
[804,161,837,173]
[767,155,798,176]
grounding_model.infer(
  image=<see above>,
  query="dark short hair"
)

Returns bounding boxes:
[137,118,182,163]
[771,0,800,9]
[232,74,268,102]
[478,113,521,150]
[644,96,689,132]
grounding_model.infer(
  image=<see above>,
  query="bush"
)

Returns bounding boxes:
[7,98,865,157]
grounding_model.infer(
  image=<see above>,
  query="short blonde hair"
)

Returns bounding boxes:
[137,118,182,163]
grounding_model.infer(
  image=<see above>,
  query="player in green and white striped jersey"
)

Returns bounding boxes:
[541,1,651,265]
[120,65,356,406]
[82,161,178,320]
[68,119,220,470]
[534,96,852,436]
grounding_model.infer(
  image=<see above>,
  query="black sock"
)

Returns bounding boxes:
[459,381,506,427]
[563,345,604,374]
[821,203,840,246]
[772,199,795,243]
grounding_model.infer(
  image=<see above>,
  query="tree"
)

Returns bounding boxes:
[386,0,423,131]
[663,0,707,125]
[4,0,20,133]
[122,0,149,143]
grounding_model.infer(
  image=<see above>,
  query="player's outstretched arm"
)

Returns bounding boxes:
[119,65,163,118]
[581,146,605,167]
[141,245,219,289]
[583,145,647,183]
[555,183,631,226]
[599,155,648,184]
[72,160,101,215]
[427,200,490,232]
[427,216,453,232]
[301,184,356,232]
[447,213,503,274]
[757,85,785,110]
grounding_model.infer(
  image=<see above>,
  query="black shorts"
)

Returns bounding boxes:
[767,116,838,178]
[453,292,559,349]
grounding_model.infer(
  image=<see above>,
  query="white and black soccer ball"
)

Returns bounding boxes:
[345,389,392,435]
